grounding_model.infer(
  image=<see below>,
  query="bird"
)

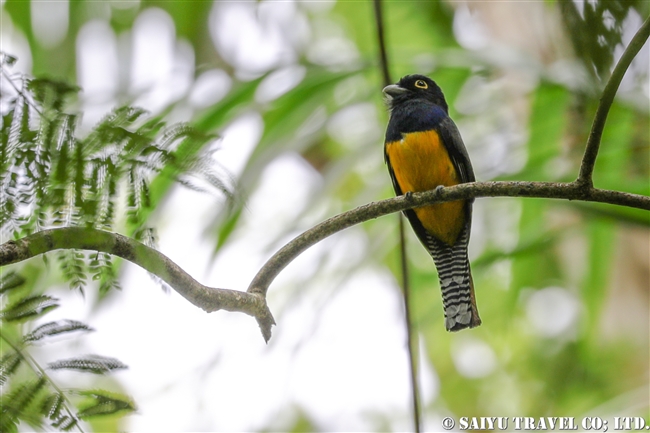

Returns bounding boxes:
[383,74,481,331]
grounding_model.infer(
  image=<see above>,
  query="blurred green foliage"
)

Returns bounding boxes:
[1,0,648,431]
[0,267,135,432]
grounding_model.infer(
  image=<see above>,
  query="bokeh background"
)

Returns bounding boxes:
[1,0,649,431]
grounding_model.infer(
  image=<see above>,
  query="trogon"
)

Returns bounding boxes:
[383,74,481,331]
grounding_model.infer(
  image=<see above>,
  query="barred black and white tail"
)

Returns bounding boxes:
[424,226,481,331]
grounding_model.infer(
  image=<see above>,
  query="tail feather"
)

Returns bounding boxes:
[423,226,481,331]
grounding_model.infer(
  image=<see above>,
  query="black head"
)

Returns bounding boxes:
[383,74,448,113]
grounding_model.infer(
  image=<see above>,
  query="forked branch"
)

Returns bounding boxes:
[1,182,648,340]
[1,16,649,343]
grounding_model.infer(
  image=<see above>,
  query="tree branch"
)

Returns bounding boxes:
[1,181,648,342]
[247,180,649,302]
[2,18,649,345]
[0,227,275,339]
[577,15,650,187]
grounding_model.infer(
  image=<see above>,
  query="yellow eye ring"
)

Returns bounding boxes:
[414,80,428,89]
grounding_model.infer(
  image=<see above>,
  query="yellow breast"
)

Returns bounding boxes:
[386,130,466,246]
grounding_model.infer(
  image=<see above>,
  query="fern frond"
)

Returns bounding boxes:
[6,93,26,159]
[0,352,22,385]
[99,278,121,295]
[136,114,165,135]
[0,409,18,433]
[174,177,210,194]
[39,393,81,431]
[52,414,79,431]
[158,123,200,151]
[48,355,127,374]
[133,227,157,249]
[0,95,28,237]
[40,392,64,419]
[23,319,94,343]
[0,195,19,238]
[77,389,136,419]
[168,133,234,201]
[26,78,78,113]
[1,295,59,322]
[131,228,169,292]
[52,143,70,202]
[1,51,18,66]
[0,376,47,421]
[72,137,85,211]
[113,106,148,125]
[57,249,87,292]
[125,166,150,223]
[54,113,76,152]
[84,106,148,154]
[197,164,234,199]
[89,252,121,294]
[84,154,119,230]
[140,173,151,208]
[0,271,26,294]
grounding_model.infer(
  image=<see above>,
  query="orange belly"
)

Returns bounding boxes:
[386,130,465,246]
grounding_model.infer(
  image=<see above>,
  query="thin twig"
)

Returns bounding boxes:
[399,215,422,433]
[0,330,86,433]
[373,0,392,87]
[577,15,650,187]
[372,0,422,430]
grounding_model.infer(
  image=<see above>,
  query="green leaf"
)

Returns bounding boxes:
[509,199,561,307]
[593,102,644,191]
[256,67,358,154]
[23,319,94,343]
[194,76,267,133]
[128,76,267,234]
[0,352,22,385]
[40,390,81,431]
[520,82,571,180]
[0,417,18,433]
[570,201,650,227]
[211,67,359,250]
[0,376,47,420]
[40,392,64,419]
[76,390,136,419]
[215,207,243,251]
[89,253,122,295]
[27,78,79,112]
[581,219,616,334]
[48,355,127,374]
[1,295,59,322]
[57,250,87,292]
[0,272,26,294]
[1,52,18,66]
[559,0,639,80]
[52,414,79,431]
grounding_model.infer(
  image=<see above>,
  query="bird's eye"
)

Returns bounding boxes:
[414,80,428,89]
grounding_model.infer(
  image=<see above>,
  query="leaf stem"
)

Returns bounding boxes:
[0,330,85,433]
